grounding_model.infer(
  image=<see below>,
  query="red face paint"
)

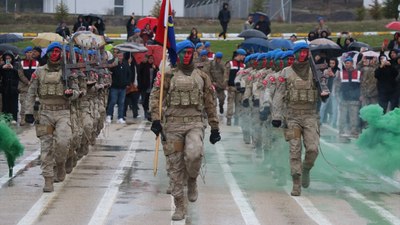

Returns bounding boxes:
[179,48,194,65]
[288,56,295,66]
[298,49,309,62]
[50,48,61,62]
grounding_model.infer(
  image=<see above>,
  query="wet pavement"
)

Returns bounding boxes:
[0,117,399,225]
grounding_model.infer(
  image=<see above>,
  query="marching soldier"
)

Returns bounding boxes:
[209,52,226,114]
[149,40,221,221]
[272,43,329,196]
[225,48,246,125]
[25,42,80,192]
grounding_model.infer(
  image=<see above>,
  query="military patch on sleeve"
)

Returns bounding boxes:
[247,75,252,81]
[269,76,276,83]
[211,84,216,92]
[262,79,268,86]
[31,72,37,79]
[278,76,285,83]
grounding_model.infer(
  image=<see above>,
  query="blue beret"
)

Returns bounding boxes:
[293,42,309,53]
[23,46,33,54]
[252,53,261,61]
[236,48,246,56]
[204,41,211,47]
[195,42,203,49]
[215,52,223,58]
[265,52,272,59]
[274,52,284,61]
[317,16,324,21]
[257,53,268,61]
[244,55,253,64]
[134,28,141,33]
[177,40,195,54]
[344,57,353,62]
[46,42,62,54]
[200,49,208,56]
[281,50,294,59]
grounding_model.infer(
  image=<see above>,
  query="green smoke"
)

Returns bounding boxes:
[356,105,400,175]
[0,114,24,177]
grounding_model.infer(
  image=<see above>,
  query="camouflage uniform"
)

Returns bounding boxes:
[273,62,328,196]
[150,67,219,218]
[209,59,226,112]
[25,63,80,190]
[18,59,39,125]
[358,61,378,107]
[225,60,245,124]
[235,67,252,140]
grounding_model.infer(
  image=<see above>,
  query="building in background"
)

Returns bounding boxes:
[42,0,184,16]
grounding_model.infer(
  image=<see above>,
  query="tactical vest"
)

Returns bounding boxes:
[37,67,65,97]
[21,59,39,80]
[167,70,204,110]
[286,67,318,108]
[228,60,245,86]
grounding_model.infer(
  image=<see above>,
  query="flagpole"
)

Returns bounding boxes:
[154,0,170,176]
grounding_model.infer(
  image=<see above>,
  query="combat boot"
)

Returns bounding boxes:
[43,176,54,192]
[65,156,74,174]
[291,174,301,196]
[187,177,198,202]
[57,162,66,182]
[226,118,232,126]
[219,105,224,114]
[302,168,310,188]
[172,196,185,221]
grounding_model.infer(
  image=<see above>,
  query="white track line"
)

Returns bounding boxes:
[344,186,400,225]
[87,122,145,225]
[283,187,333,225]
[0,149,40,189]
[17,122,145,225]
[215,143,261,225]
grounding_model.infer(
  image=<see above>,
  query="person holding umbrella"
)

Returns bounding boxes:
[254,13,271,36]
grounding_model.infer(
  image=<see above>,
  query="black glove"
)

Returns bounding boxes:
[33,101,40,111]
[259,106,270,121]
[210,129,221,144]
[25,114,35,124]
[271,120,282,128]
[151,120,162,136]
[239,87,246,93]
[242,99,249,108]
[253,99,260,107]
[235,82,241,91]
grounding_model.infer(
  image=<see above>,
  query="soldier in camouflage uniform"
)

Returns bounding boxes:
[272,43,329,196]
[209,52,226,114]
[357,56,378,107]
[25,42,80,192]
[149,40,221,221]
[234,54,254,143]
[225,49,246,125]
[196,49,211,75]
[242,53,262,147]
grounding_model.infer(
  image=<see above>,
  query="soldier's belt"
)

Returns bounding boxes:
[287,109,317,115]
[41,104,70,111]
[166,116,203,123]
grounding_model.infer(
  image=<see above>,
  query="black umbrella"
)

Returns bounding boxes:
[240,37,270,52]
[0,34,23,44]
[0,44,22,55]
[238,29,268,39]
[309,38,343,58]
[252,12,270,24]
[348,41,371,51]
[83,14,102,23]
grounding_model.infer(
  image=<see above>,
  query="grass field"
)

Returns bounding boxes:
[2,18,396,60]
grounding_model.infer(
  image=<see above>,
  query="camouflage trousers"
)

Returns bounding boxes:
[227,87,242,119]
[241,106,252,142]
[164,121,204,198]
[339,100,361,135]
[77,102,95,158]
[36,109,72,177]
[251,106,262,149]
[19,92,27,124]
[215,89,226,107]
[285,113,319,176]
[361,96,378,107]
[70,103,82,160]
[96,94,107,136]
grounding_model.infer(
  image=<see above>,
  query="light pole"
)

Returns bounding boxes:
[5,0,8,13]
